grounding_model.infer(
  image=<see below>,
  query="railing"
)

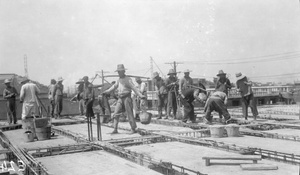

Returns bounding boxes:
[147,86,294,100]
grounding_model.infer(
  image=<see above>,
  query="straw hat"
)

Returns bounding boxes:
[152,72,159,78]
[217,70,226,76]
[3,79,11,84]
[76,79,84,84]
[57,77,64,82]
[235,72,246,81]
[115,64,127,72]
[183,69,192,73]
[167,69,176,75]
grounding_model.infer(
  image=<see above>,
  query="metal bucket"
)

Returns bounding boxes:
[209,125,225,138]
[22,118,36,134]
[24,131,35,142]
[140,112,152,125]
[36,126,51,140]
[225,124,240,137]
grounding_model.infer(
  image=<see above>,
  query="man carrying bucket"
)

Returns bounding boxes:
[103,64,145,134]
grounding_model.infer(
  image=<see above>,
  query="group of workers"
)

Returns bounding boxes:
[153,69,259,124]
[2,64,258,134]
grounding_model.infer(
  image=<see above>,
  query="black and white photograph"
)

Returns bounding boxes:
[0,0,300,174]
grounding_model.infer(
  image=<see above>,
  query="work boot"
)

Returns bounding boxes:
[203,117,212,125]
[111,130,118,134]
[157,116,162,119]
[129,129,137,134]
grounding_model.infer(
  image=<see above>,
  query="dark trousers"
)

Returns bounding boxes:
[241,93,258,119]
[167,91,177,117]
[113,95,136,131]
[85,100,94,117]
[49,100,55,117]
[181,98,195,122]
[157,94,167,117]
[55,95,63,116]
[6,99,17,124]
[204,97,230,121]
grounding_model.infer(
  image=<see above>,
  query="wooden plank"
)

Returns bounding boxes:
[0,149,11,154]
[202,155,262,160]
[240,164,278,170]
[202,155,262,166]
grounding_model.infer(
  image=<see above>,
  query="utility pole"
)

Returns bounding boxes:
[24,55,29,78]
[165,61,183,77]
[165,61,183,73]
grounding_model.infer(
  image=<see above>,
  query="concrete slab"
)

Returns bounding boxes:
[208,135,300,155]
[3,129,77,150]
[127,142,298,175]
[263,128,300,137]
[36,150,161,175]
[55,123,141,141]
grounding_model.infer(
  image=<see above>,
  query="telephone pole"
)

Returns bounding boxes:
[165,61,183,73]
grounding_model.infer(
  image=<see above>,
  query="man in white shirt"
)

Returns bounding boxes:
[20,78,40,119]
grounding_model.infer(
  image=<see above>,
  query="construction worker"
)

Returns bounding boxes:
[48,79,56,118]
[53,77,64,119]
[153,72,167,119]
[215,70,232,121]
[98,81,116,122]
[76,78,85,116]
[132,77,147,120]
[179,69,193,96]
[103,64,145,134]
[203,91,232,124]
[215,70,231,95]
[165,69,178,119]
[20,78,40,119]
[83,78,95,119]
[236,72,259,120]
[3,79,18,124]
[180,87,206,123]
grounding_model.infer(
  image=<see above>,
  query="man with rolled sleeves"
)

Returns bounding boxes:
[236,72,258,120]
[153,72,167,119]
[3,79,18,124]
[103,64,145,134]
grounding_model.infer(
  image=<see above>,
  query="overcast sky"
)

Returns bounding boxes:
[0,0,300,88]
